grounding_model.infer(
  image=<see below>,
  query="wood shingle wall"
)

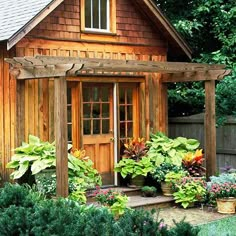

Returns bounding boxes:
[28,0,165,47]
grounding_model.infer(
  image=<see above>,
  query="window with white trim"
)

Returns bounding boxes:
[85,0,110,32]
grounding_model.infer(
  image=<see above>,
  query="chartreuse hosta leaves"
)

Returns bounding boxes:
[146,132,200,167]
[6,135,102,188]
[114,156,154,178]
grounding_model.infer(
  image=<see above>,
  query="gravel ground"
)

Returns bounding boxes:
[155,206,234,227]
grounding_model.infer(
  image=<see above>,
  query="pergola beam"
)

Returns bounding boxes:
[5,56,227,80]
[161,70,231,83]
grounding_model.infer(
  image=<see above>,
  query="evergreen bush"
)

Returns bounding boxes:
[0,184,199,236]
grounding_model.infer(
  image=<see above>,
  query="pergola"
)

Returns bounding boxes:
[5,55,231,197]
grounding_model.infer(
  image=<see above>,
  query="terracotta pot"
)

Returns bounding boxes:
[216,198,236,214]
[161,181,173,196]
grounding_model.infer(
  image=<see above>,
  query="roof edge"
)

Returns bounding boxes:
[143,0,192,59]
[7,0,64,50]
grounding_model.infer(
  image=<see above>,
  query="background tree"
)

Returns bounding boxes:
[156,0,236,123]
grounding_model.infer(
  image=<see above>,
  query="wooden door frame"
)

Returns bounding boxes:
[68,78,144,185]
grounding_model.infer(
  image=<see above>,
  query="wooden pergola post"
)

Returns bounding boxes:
[158,76,168,135]
[205,79,216,179]
[54,77,68,197]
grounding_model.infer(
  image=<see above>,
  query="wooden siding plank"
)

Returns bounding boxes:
[3,48,11,181]
[0,47,4,182]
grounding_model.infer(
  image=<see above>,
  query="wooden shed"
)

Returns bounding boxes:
[0,0,229,191]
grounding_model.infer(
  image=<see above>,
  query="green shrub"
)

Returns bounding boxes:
[0,183,42,209]
[0,184,199,236]
[0,206,34,235]
[169,219,200,236]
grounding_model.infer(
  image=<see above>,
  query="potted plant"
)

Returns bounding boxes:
[152,162,186,196]
[114,156,154,187]
[207,173,236,214]
[173,176,207,208]
[182,149,206,177]
[141,186,157,197]
[115,138,152,187]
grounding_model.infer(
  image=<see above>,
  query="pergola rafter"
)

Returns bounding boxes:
[5,55,231,197]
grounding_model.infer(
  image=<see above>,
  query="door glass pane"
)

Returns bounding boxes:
[84,120,91,134]
[127,88,132,104]
[67,106,72,123]
[93,103,100,118]
[101,87,109,101]
[93,87,99,101]
[120,122,125,137]
[83,87,90,102]
[93,120,100,134]
[127,105,132,120]
[102,104,109,118]
[127,122,133,137]
[119,89,125,104]
[102,119,109,133]
[120,105,125,121]
[83,104,91,118]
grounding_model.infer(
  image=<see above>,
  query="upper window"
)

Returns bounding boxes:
[85,0,110,32]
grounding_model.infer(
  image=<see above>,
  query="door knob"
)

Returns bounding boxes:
[110,137,115,142]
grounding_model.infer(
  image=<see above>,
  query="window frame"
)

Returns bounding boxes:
[81,0,116,34]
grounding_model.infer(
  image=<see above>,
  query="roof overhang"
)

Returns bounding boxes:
[5,55,231,81]
[134,0,192,60]
[7,0,64,50]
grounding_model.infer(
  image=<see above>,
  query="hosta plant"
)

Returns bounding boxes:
[114,156,154,179]
[146,132,200,167]
[6,135,56,179]
[7,135,102,189]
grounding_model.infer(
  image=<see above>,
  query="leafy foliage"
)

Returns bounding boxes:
[93,187,129,216]
[152,162,184,183]
[114,156,155,178]
[146,132,200,167]
[6,135,102,191]
[121,137,149,161]
[6,135,56,179]
[182,149,206,177]
[173,177,207,208]
[0,184,199,236]
[156,0,236,121]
